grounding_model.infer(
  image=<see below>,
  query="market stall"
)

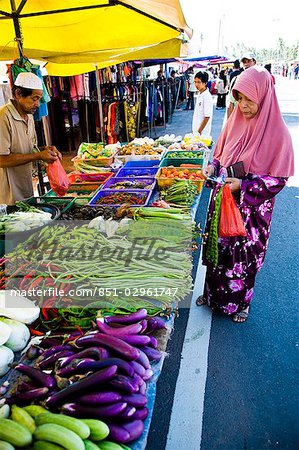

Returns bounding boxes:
[0,133,210,448]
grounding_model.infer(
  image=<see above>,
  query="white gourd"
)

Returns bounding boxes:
[0,346,14,376]
[0,318,30,352]
[0,290,40,323]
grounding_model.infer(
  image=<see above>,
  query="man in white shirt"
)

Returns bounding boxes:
[192,71,213,136]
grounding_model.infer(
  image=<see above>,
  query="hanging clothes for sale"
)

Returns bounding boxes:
[0,78,11,106]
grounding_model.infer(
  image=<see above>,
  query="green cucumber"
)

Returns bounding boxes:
[0,441,15,450]
[11,405,36,433]
[84,440,100,450]
[33,442,64,450]
[0,419,32,447]
[80,419,109,441]
[99,441,124,450]
[34,423,85,450]
[23,405,48,418]
[35,413,90,439]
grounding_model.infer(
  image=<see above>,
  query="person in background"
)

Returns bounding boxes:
[192,70,213,136]
[195,66,294,322]
[229,59,243,82]
[227,55,255,119]
[207,67,215,92]
[168,69,177,113]
[241,52,256,70]
[155,69,165,86]
[0,72,61,206]
[294,64,299,80]
[215,69,228,109]
[185,66,197,110]
[264,63,275,84]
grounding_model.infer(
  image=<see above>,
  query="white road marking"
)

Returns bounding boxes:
[166,259,212,450]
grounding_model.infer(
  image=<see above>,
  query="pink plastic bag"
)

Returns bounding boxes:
[46,159,70,197]
[219,184,246,237]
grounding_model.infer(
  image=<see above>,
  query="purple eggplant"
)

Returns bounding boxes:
[39,338,63,349]
[122,393,147,408]
[148,336,158,349]
[109,375,139,394]
[117,406,136,419]
[130,407,149,420]
[139,381,146,396]
[40,344,73,359]
[136,349,150,369]
[120,334,151,346]
[146,316,167,332]
[107,423,130,443]
[26,345,42,360]
[96,319,142,336]
[15,364,56,389]
[122,420,144,442]
[57,358,134,378]
[46,365,118,408]
[38,350,75,369]
[75,334,140,361]
[139,319,148,333]
[140,346,162,361]
[57,347,109,368]
[16,387,49,403]
[129,361,146,378]
[143,368,153,381]
[105,309,147,325]
[56,358,96,378]
[132,373,143,387]
[77,391,122,405]
[61,401,128,419]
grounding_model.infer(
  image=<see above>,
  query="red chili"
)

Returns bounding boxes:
[28,276,44,290]
[19,270,37,290]
[29,326,44,336]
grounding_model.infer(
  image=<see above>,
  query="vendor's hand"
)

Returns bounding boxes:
[40,146,62,160]
[38,148,59,164]
[202,164,215,179]
[225,177,241,193]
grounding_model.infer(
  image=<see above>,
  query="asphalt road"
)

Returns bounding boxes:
[147,75,299,450]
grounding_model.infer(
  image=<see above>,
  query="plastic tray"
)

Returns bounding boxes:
[164,149,204,159]
[68,172,114,184]
[116,167,159,178]
[72,155,115,169]
[114,148,165,164]
[156,168,204,193]
[123,160,160,168]
[89,189,152,207]
[44,183,101,198]
[102,177,156,191]
[159,158,204,168]
[25,196,75,213]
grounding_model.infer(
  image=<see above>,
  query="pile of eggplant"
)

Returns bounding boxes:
[3,309,167,444]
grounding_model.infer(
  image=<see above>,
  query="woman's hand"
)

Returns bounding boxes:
[225,177,242,193]
[202,164,215,178]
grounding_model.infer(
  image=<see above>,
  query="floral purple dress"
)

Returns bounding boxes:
[202,161,287,315]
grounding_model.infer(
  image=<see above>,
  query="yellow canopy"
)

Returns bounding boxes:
[0,1,192,61]
[45,38,187,76]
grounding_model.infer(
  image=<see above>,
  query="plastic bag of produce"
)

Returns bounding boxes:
[219,184,246,237]
[46,159,70,197]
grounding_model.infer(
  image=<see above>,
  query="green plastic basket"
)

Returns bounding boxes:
[159,157,204,168]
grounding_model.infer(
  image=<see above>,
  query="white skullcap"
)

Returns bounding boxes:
[241,52,256,62]
[14,72,43,90]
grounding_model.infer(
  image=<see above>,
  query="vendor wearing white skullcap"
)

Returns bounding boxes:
[0,72,61,205]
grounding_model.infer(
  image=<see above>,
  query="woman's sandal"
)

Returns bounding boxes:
[196,295,207,306]
[232,308,249,323]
